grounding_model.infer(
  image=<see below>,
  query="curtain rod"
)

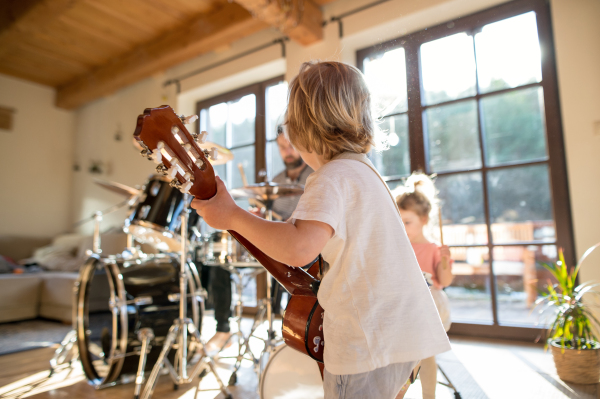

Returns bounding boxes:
[164,37,289,93]
[324,0,392,38]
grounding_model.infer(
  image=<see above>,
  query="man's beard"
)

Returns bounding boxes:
[284,156,304,170]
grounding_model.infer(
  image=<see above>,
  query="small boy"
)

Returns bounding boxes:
[192,61,450,398]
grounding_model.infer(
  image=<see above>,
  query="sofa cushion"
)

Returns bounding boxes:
[39,273,79,323]
[0,274,42,322]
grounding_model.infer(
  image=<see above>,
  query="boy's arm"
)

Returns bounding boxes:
[191,177,333,267]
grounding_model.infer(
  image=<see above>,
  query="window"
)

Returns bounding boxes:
[196,77,288,208]
[358,0,573,336]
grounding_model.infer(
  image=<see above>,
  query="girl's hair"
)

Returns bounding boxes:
[284,61,375,160]
[395,173,437,220]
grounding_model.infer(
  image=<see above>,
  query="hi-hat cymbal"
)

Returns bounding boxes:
[94,179,141,197]
[230,182,304,202]
[197,141,234,165]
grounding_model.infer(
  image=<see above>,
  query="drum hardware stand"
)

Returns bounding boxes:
[49,212,105,376]
[213,264,266,385]
[133,328,155,399]
[260,202,282,352]
[140,195,232,399]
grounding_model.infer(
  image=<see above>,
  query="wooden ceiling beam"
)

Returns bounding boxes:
[55,3,268,109]
[0,0,84,59]
[233,0,323,45]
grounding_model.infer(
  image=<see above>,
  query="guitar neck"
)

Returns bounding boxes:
[227,230,318,297]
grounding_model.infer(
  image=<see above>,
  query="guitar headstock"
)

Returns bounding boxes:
[133,105,217,200]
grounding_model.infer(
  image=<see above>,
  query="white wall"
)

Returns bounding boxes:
[0,74,74,238]
[550,0,600,280]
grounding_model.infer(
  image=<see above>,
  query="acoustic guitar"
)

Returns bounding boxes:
[133,105,326,365]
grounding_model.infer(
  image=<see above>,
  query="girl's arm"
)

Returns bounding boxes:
[436,245,454,287]
[191,177,333,266]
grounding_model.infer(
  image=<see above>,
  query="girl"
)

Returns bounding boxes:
[396,173,453,399]
[192,61,450,399]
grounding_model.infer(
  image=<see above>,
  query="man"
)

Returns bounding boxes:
[271,125,314,220]
[204,125,313,352]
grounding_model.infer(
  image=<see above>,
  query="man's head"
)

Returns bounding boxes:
[284,61,375,160]
[276,125,304,170]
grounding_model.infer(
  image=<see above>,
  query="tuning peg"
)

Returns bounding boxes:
[209,147,218,161]
[195,159,205,170]
[156,164,168,175]
[192,131,208,144]
[140,148,151,158]
[171,125,180,135]
[179,114,198,125]
[169,179,182,189]
[167,159,179,178]
[181,181,192,194]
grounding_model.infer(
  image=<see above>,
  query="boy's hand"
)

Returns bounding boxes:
[191,176,240,231]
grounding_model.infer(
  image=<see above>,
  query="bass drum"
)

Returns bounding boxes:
[75,253,202,387]
[260,344,323,399]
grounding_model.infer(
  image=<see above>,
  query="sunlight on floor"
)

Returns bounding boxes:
[0,366,86,398]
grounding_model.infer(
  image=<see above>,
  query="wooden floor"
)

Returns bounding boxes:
[0,319,598,399]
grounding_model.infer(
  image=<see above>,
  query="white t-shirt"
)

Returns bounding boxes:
[291,153,451,375]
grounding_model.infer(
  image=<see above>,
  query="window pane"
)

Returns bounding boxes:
[425,100,481,172]
[481,87,547,166]
[421,33,476,105]
[370,114,409,178]
[488,164,555,243]
[446,246,493,324]
[436,172,487,245]
[229,145,255,210]
[266,82,288,140]
[475,12,542,93]
[229,94,255,148]
[387,180,405,193]
[267,140,285,181]
[207,103,227,146]
[495,245,557,326]
[363,47,408,117]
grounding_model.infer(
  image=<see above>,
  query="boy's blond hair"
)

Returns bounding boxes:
[284,61,375,160]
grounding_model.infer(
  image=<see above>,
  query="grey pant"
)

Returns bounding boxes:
[323,361,418,399]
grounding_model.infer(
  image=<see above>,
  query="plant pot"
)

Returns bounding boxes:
[550,340,600,384]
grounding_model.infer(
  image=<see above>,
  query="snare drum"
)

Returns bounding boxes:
[260,344,323,399]
[75,253,202,387]
[126,175,201,252]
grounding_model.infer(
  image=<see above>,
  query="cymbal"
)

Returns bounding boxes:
[94,179,141,197]
[230,182,304,201]
[197,141,234,165]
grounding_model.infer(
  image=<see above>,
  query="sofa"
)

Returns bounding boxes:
[0,232,156,324]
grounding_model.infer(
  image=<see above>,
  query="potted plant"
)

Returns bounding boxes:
[536,243,600,384]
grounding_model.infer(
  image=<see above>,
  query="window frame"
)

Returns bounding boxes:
[357,0,574,339]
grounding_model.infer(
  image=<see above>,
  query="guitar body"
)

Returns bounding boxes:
[283,294,325,363]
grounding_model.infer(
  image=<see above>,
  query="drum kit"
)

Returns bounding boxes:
[49,133,319,398]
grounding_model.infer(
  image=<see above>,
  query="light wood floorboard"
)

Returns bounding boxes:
[1,322,599,399]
